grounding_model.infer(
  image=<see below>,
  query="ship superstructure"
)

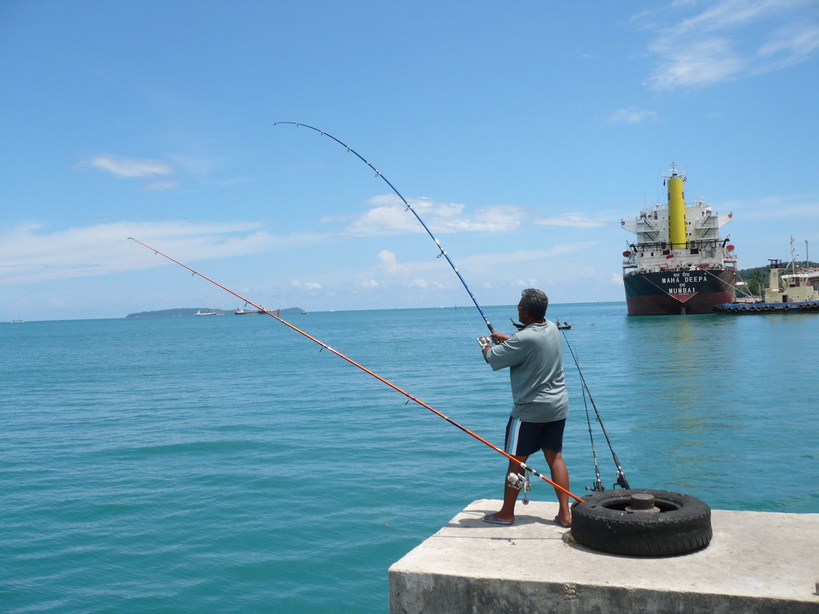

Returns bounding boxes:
[621,164,737,315]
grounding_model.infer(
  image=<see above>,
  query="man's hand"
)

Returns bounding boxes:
[490,332,509,344]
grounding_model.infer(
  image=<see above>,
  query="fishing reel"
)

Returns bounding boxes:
[477,336,492,348]
[586,471,630,492]
[507,472,531,504]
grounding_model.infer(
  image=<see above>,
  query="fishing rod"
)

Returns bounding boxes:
[579,374,605,492]
[275,123,623,495]
[128,237,584,503]
[559,326,630,490]
[275,121,494,334]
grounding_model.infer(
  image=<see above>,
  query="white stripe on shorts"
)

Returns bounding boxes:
[505,417,521,455]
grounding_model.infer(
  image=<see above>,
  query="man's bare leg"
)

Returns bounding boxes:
[544,449,571,527]
[483,456,528,524]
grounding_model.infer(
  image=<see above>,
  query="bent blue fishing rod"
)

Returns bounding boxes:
[276,124,628,492]
[128,237,584,503]
[275,121,494,334]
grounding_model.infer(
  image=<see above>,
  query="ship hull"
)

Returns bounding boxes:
[624,269,736,316]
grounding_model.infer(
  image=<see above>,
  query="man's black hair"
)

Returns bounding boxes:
[520,288,549,320]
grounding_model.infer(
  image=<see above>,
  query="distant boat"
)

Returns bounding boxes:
[234,307,278,315]
[194,310,220,316]
[557,321,572,330]
[715,238,819,314]
[234,308,262,315]
[11,319,24,323]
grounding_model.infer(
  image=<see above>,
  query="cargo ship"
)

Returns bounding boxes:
[621,164,737,316]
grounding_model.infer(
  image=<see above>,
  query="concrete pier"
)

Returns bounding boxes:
[389,499,819,613]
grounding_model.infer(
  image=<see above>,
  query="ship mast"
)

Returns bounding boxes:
[664,163,687,249]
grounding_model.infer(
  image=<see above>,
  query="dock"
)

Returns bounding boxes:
[389,498,819,613]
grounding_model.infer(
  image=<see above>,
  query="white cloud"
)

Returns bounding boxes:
[535,214,607,228]
[465,206,528,232]
[755,22,819,72]
[610,107,658,124]
[463,242,599,268]
[719,194,819,219]
[1,198,547,293]
[345,198,420,234]
[342,195,527,235]
[377,250,401,273]
[142,181,179,191]
[673,0,783,33]
[640,0,819,90]
[290,280,322,290]
[83,155,173,178]
[373,250,449,281]
[647,37,745,89]
[0,220,326,286]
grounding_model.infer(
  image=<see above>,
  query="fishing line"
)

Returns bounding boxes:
[274,124,624,494]
[5,239,135,320]
[128,237,583,503]
[275,122,494,334]
[579,380,604,493]
[559,326,630,490]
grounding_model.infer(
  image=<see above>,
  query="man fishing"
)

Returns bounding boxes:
[480,288,572,527]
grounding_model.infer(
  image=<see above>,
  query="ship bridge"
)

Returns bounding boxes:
[621,171,735,275]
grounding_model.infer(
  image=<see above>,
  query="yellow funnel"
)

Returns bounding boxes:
[667,168,686,248]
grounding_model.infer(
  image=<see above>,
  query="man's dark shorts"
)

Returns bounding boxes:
[504,416,566,456]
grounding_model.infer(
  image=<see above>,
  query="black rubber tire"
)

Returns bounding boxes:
[570,489,712,557]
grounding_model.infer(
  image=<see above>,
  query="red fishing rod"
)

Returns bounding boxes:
[128,236,583,503]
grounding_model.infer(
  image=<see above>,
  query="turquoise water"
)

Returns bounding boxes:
[3,304,817,612]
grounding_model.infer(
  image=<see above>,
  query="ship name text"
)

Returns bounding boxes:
[661,274,707,285]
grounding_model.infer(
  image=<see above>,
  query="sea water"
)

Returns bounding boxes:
[2,304,817,613]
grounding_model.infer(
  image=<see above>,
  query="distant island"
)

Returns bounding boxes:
[126,307,307,318]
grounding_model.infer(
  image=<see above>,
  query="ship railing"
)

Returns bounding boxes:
[630,261,729,274]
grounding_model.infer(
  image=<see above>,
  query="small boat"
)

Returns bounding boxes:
[11,319,24,323]
[557,320,572,330]
[234,307,279,315]
[194,310,220,316]
[234,307,262,315]
[715,238,818,314]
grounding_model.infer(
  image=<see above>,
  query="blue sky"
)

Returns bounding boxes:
[2,0,818,322]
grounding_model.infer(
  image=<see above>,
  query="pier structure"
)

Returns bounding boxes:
[389,499,819,613]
